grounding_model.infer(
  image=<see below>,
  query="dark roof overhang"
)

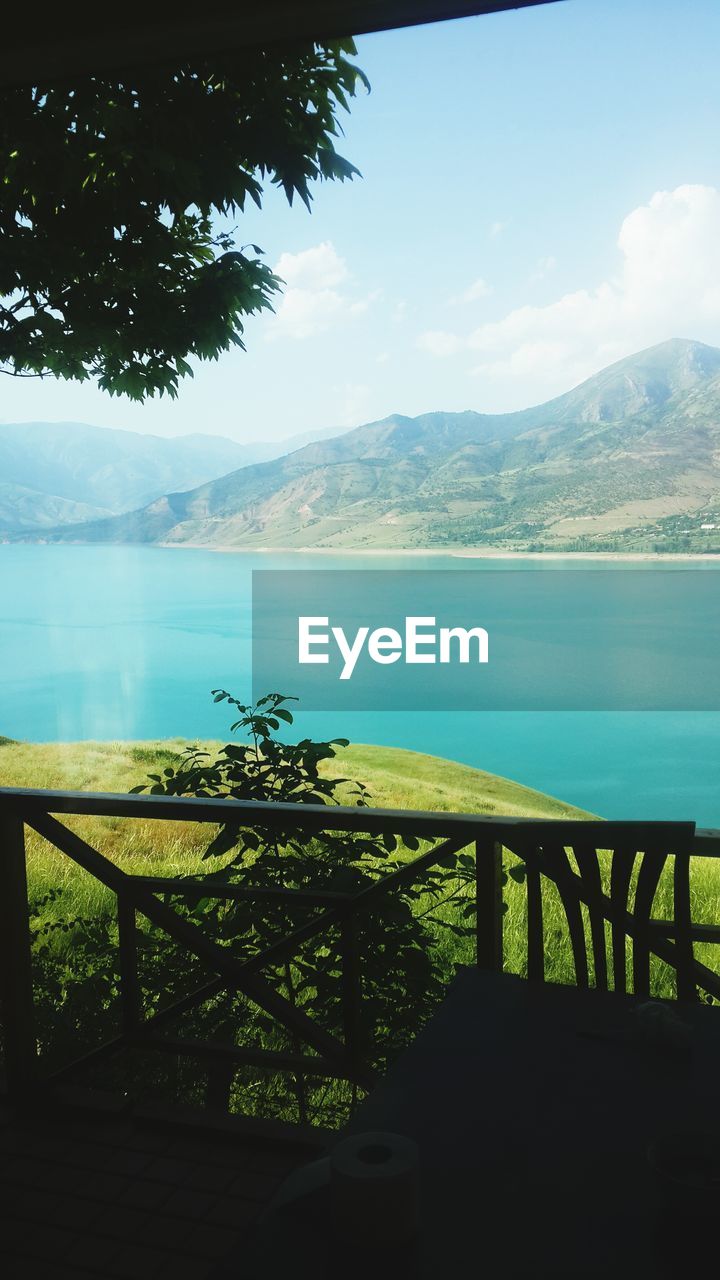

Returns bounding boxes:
[0,2,561,88]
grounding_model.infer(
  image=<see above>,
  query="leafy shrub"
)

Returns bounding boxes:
[129,692,476,1116]
[24,692,476,1125]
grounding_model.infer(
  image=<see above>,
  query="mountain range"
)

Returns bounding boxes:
[8,338,720,552]
[0,420,351,533]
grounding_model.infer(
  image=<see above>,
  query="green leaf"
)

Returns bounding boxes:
[508,864,527,883]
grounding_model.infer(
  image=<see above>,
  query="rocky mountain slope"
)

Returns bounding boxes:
[25,339,720,551]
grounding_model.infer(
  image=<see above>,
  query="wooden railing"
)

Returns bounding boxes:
[1,786,720,1109]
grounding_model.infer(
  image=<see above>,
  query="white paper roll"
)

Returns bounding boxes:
[330,1130,420,1244]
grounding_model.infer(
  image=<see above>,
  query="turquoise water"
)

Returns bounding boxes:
[1,543,719,825]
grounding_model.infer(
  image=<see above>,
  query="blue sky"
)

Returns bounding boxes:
[4,0,720,441]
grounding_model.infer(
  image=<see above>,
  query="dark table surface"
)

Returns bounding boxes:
[249,969,720,1280]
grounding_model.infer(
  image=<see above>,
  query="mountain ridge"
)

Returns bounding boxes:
[0,419,354,533]
[14,338,720,553]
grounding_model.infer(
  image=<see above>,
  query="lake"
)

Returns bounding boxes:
[1,543,719,825]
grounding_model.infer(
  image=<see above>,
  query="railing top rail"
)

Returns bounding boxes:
[0,784,709,849]
[694,827,720,854]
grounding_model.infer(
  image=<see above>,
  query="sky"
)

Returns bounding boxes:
[4,0,720,441]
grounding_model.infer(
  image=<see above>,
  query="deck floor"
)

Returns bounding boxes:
[0,1098,321,1279]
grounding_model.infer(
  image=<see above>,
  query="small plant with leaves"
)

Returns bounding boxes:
[128,691,478,1122]
[27,888,121,1067]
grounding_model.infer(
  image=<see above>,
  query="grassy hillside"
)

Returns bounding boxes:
[327,742,590,819]
[0,737,590,816]
[3,738,717,1003]
[0,737,590,911]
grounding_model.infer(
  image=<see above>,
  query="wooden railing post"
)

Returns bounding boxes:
[672,848,696,1003]
[0,813,38,1101]
[475,839,503,971]
[340,912,362,1077]
[117,893,140,1035]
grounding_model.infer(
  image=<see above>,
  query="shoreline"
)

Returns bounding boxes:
[161,542,720,562]
[6,541,720,562]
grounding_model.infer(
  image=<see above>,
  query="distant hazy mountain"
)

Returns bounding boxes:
[22,339,720,552]
[0,419,352,534]
[0,481,109,531]
[0,421,248,532]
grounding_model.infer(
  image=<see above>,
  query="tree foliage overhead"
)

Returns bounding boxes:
[0,40,367,399]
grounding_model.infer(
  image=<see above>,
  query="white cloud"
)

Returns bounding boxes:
[418,185,720,408]
[489,221,506,238]
[267,241,373,341]
[417,330,464,357]
[349,289,382,316]
[274,241,348,290]
[530,255,557,283]
[448,276,493,305]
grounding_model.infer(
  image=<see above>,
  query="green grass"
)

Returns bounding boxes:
[1,738,216,916]
[0,736,592,819]
[329,743,593,821]
[4,736,720,1130]
[0,736,590,910]
[2,737,718,997]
